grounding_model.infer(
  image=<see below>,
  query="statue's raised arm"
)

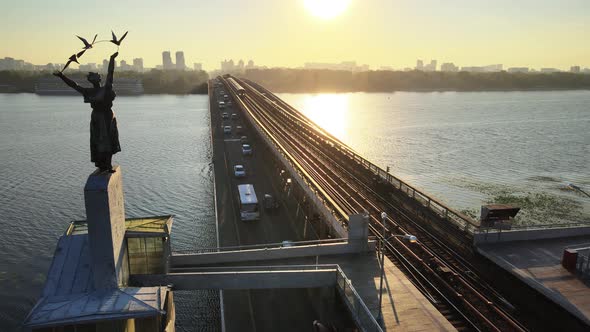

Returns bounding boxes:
[53,71,85,94]
[106,52,118,89]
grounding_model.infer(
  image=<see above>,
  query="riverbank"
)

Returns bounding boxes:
[244,69,590,93]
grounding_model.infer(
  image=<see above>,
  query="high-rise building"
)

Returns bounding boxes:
[416,59,424,71]
[175,51,186,70]
[119,60,133,71]
[133,58,144,72]
[221,59,235,72]
[440,62,458,72]
[424,60,437,71]
[162,51,173,70]
[102,59,109,71]
[247,60,254,68]
[570,66,581,73]
[194,63,202,71]
[238,59,244,70]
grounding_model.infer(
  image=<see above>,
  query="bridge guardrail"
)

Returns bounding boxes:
[170,261,383,331]
[248,79,479,234]
[336,266,383,332]
[475,222,590,233]
[172,238,351,255]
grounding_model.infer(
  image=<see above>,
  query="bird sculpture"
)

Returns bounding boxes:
[60,50,87,72]
[76,34,97,50]
[110,30,128,46]
[58,30,128,73]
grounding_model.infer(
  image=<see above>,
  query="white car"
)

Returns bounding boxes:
[234,165,246,178]
[223,126,231,134]
[242,144,252,155]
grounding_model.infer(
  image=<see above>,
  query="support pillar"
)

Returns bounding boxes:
[84,166,127,289]
[348,212,369,251]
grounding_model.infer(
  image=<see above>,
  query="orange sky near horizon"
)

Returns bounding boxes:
[1,0,589,71]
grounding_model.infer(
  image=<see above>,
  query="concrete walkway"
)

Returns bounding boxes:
[478,235,590,327]
[270,252,456,332]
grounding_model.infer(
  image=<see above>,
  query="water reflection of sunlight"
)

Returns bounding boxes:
[300,94,349,140]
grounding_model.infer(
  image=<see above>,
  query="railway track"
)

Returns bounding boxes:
[221,76,528,332]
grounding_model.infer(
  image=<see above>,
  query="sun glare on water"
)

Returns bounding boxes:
[300,94,350,140]
[304,0,351,20]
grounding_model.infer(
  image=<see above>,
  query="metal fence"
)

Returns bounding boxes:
[476,222,590,233]
[248,80,479,235]
[168,262,383,332]
[336,266,383,332]
[172,238,350,255]
[341,145,479,234]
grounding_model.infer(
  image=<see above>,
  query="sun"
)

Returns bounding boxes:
[304,0,351,20]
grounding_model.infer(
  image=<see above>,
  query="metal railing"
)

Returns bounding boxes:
[172,264,340,273]
[248,79,479,234]
[170,262,383,332]
[336,266,383,332]
[172,238,350,255]
[476,222,590,233]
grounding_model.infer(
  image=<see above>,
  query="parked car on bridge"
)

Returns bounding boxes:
[240,136,248,144]
[223,126,231,134]
[242,144,252,155]
[222,112,229,119]
[231,113,238,120]
[236,126,244,135]
[234,165,246,178]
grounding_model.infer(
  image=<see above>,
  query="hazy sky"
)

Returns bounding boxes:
[1,0,589,70]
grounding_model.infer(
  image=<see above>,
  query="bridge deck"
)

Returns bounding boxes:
[210,82,348,331]
[209,81,456,331]
[258,252,456,331]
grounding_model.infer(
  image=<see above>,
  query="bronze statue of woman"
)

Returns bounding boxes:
[54,52,121,172]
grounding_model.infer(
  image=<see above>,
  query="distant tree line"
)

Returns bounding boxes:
[243,68,590,93]
[3,68,590,94]
[0,69,209,94]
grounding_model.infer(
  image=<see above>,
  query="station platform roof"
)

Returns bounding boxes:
[67,215,173,237]
[24,215,173,329]
[23,232,167,328]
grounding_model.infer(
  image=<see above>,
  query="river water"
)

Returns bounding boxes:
[0,91,588,331]
[279,91,590,226]
[0,94,218,331]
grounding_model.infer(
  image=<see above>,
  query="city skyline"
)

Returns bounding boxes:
[1,1,589,70]
[2,53,589,74]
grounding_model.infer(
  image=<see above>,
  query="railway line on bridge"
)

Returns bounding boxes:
[221,75,528,332]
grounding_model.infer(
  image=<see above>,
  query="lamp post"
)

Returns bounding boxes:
[376,212,417,325]
[568,183,590,198]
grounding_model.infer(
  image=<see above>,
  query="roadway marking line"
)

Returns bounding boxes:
[222,134,242,246]
[246,290,257,332]
[224,138,241,142]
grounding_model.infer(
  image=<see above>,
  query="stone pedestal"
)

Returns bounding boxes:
[84,166,126,289]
